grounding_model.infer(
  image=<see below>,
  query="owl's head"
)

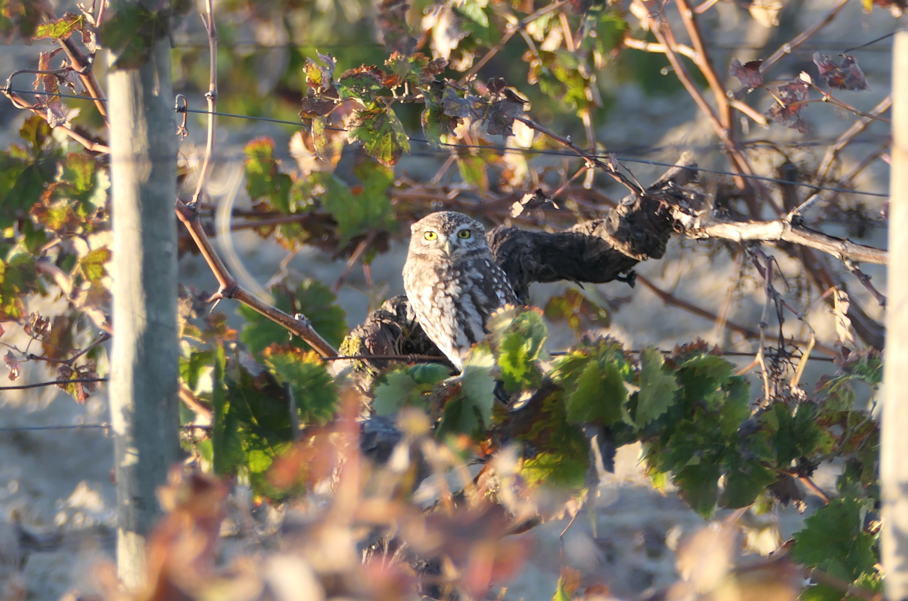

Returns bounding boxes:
[408,211,487,258]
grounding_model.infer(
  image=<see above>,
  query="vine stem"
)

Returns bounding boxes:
[191,0,218,206]
[172,0,338,359]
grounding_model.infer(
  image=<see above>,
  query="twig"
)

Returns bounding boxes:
[179,384,213,420]
[171,1,337,358]
[759,0,850,74]
[814,95,892,183]
[2,88,110,153]
[36,4,109,122]
[622,38,698,61]
[175,201,339,358]
[515,117,643,195]
[332,232,376,294]
[838,140,890,187]
[729,99,769,126]
[191,0,218,206]
[843,259,886,307]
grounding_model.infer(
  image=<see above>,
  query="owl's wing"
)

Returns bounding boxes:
[468,262,519,333]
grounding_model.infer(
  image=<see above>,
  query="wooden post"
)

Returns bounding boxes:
[107,16,180,589]
[882,30,908,601]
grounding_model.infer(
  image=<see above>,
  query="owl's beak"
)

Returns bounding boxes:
[443,240,454,255]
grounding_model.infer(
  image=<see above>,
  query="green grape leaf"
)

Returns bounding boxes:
[488,307,547,392]
[76,246,111,284]
[564,360,626,426]
[374,364,449,415]
[635,347,679,426]
[438,345,495,437]
[674,460,721,518]
[676,353,736,410]
[212,343,244,477]
[337,65,386,103]
[720,460,777,508]
[348,105,410,167]
[0,254,38,320]
[34,12,84,41]
[791,497,878,582]
[519,394,589,489]
[262,345,338,426]
[244,137,293,212]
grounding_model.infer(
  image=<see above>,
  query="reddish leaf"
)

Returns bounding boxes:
[765,77,810,134]
[729,58,763,91]
[300,53,339,119]
[813,52,870,91]
[56,361,99,403]
[4,351,20,381]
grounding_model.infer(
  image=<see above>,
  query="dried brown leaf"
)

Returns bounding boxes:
[4,351,20,381]
[729,58,764,91]
[813,52,870,91]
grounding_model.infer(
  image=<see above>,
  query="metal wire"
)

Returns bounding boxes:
[5,88,890,199]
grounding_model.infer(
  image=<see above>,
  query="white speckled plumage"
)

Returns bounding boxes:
[403,211,518,370]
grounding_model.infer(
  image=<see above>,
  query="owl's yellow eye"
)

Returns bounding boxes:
[424,231,438,241]
[457,229,472,239]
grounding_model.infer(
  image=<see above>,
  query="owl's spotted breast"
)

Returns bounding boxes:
[403,211,518,370]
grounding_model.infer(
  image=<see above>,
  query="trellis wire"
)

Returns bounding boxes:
[5,87,891,200]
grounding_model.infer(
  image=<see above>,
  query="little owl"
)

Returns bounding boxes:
[403,211,518,371]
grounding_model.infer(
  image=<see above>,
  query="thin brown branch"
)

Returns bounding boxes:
[752,250,775,404]
[622,38,698,61]
[2,89,109,153]
[675,0,730,130]
[179,384,213,420]
[759,0,850,74]
[175,200,339,358]
[839,140,890,186]
[634,0,778,213]
[333,231,376,294]
[729,99,769,126]
[41,9,109,123]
